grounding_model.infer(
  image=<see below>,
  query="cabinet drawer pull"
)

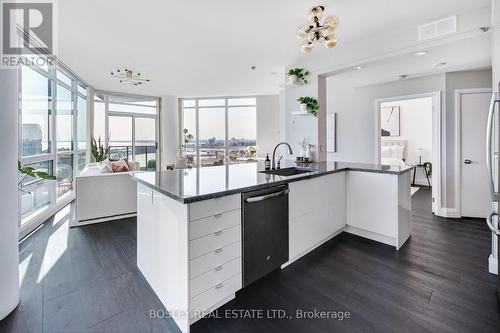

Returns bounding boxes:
[214,230,223,236]
[213,213,223,218]
[215,283,223,289]
[214,247,223,254]
[214,265,223,271]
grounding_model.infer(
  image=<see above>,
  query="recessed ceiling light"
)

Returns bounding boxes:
[356,66,363,70]
[397,74,408,80]
[434,62,447,67]
[415,51,429,56]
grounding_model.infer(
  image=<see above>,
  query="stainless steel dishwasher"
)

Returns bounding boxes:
[242,184,289,287]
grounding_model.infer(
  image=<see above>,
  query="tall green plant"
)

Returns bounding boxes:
[297,96,320,117]
[91,136,110,162]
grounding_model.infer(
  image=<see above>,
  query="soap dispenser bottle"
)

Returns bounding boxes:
[265,154,271,170]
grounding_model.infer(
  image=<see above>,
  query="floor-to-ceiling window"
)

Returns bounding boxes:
[181,97,257,167]
[93,92,159,170]
[18,64,88,235]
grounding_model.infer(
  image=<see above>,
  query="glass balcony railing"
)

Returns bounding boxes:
[108,145,156,170]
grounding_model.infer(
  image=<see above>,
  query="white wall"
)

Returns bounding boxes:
[326,74,446,163]
[325,69,491,211]
[256,95,280,157]
[381,97,433,185]
[0,68,20,319]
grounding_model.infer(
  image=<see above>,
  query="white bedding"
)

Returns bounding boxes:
[381,157,407,167]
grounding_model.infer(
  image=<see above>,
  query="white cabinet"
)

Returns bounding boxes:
[288,172,346,261]
[137,185,242,333]
[345,171,411,249]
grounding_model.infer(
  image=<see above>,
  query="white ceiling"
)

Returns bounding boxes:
[56,0,491,97]
[326,33,492,87]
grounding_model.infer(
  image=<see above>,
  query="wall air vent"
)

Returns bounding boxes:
[418,16,457,41]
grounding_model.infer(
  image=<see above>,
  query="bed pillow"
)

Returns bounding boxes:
[392,145,405,160]
[381,146,393,158]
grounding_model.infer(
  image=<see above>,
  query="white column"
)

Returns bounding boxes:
[160,95,179,170]
[0,68,20,319]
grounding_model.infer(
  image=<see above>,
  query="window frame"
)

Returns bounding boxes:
[94,90,160,171]
[18,62,88,232]
[180,96,257,167]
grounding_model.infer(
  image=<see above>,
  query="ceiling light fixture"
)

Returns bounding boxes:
[434,62,447,67]
[415,51,429,56]
[297,6,339,53]
[110,68,150,86]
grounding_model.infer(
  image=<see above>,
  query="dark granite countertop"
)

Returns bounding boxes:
[132,160,412,203]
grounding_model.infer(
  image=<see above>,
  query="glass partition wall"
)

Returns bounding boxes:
[93,92,159,171]
[180,97,257,167]
[19,64,88,236]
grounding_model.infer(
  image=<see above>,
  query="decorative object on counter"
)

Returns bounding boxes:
[245,145,258,158]
[166,164,174,171]
[296,139,313,163]
[297,5,339,53]
[265,153,271,170]
[110,68,150,86]
[297,96,319,116]
[91,136,110,162]
[380,106,400,137]
[178,128,195,168]
[287,68,310,85]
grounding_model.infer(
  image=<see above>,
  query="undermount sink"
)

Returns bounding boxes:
[259,167,317,177]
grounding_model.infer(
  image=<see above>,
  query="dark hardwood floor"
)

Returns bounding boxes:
[1,189,499,332]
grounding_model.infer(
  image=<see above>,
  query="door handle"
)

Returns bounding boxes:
[464,159,472,164]
[245,189,289,203]
[486,213,500,236]
[486,91,500,202]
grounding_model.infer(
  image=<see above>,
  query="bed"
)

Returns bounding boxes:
[381,139,407,167]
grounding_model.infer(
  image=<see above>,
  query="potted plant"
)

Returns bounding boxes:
[287,68,310,85]
[91,136,110,162]
[297,96,320,117]
[18,161,56,194]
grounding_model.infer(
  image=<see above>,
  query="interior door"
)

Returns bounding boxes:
[461,90,493,218]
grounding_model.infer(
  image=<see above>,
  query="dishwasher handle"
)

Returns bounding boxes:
[245,189,289,203]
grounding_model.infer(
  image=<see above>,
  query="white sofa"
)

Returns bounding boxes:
[73,163,141,226]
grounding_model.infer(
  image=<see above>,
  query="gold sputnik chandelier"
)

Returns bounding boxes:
[297,5,339,53]
[110,68,150,86]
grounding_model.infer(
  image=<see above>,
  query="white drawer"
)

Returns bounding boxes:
[190,273,242,319]
[189,209,241,240]
[189,225,241,259]
[189,194,241,221]
[190,241,241,277]
[190,257,241,298]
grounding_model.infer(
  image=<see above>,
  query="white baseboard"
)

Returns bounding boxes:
[344,225,397,248]
[70,212,137,227]
[488,254,498,275]
[282,228,344,268]
[438,208,460,218]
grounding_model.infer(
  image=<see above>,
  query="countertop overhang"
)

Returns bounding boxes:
[132,160,412,204]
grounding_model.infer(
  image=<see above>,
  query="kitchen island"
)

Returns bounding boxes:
[132,161,412,333]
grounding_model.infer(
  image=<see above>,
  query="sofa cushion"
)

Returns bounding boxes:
[111,159,130,173]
